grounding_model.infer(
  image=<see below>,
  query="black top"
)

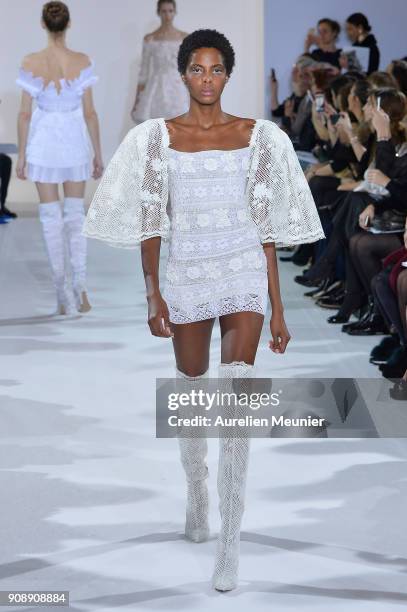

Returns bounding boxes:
[353,34,380,74]
[310,48,342,68]
[372,141,407,212]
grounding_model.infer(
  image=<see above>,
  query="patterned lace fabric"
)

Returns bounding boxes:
[15,61,98,181]
[132,40,189,121]
[83,118,326,251]
[162,148,269,323]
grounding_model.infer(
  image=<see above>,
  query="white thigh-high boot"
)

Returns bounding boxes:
[63,197,91,312]
[38,201,73,315]
[175,366,210,543]
[212,360,255,591]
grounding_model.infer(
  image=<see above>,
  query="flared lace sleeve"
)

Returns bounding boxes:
[247,120,325,247]
[138,39,152,87]
[82,119,170,248]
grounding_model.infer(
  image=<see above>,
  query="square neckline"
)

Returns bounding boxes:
[161,118,261,154]
[167,146,250,154]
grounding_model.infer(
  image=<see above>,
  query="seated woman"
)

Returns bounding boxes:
[307,76,371,203]
[386,59,407,96]
[344,13,380,75]
[304,18,342,69]
[301,88,407,326]
[370,238,407,379]
[270,54,317,151]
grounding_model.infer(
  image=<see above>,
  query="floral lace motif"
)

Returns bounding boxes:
[161,147,268,323]
[83,118,325,251]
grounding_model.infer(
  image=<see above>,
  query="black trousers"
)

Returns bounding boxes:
[0,153,12,208]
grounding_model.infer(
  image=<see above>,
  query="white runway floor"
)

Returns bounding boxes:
[1,216,407,611]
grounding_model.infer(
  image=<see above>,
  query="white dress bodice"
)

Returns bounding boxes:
[16,61,98,112]
[162,147,269,323]
[16,61,98,181]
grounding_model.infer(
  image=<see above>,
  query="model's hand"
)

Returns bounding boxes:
[366,169,390,187]
[359,204,375,229]
[16,156,26,180]
[269,312,291,354]
[339,54,348,70]
[147,293,174,338]
[92,155,104,179]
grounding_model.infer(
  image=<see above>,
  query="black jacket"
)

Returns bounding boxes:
[353,34,380,74]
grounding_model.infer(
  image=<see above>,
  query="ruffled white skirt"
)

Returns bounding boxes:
[26,106,92,184]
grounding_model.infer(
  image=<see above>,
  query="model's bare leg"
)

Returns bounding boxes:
[212,311,264,591]
[62,181,91,312]
[171,318,216,542]
[35,182,74,314]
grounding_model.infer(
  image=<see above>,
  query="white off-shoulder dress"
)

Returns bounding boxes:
[16,61,98,183]
[83,118,326,324]
[132,39,189,121]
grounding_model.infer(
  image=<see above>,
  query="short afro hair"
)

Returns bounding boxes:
[177,29,235,76]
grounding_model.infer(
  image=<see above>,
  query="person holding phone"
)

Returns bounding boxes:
[304,18,342,69]
[301,88,407,330]
[270,55,318,151]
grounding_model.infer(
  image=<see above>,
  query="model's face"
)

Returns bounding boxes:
[318,23,336,45]
[158,2,175,23]
[346,23,360,42]
[182,48,228,105]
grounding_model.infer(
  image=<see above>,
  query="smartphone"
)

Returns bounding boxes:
[271,68,276,81]
[315,93,325,113]
[377,96,381,110]
[330,113,341,125]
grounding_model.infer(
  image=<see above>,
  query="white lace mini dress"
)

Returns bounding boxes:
[16,61,98,183]
[132,40,189,121]
[162,147,269,323]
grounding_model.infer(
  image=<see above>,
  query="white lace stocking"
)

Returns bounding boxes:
[175,367,210,543]
[63,197,87,306]
[39,202,73,313]
[212,361,255,591]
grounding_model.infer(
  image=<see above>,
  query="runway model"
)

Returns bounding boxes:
[131,0,189,122]
[16,1,103,314]
[83,29,325,590]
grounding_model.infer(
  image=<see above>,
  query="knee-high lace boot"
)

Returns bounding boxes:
[212,360,255,591]
[63,197,91,312]
[175,366,210,543]
[39,201,73,315]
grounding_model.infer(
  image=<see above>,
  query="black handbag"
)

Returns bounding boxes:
[370,209,406,232]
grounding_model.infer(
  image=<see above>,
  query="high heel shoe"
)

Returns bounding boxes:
[327,292,367,326]
[74,287,92,313]
[390,378,407,400]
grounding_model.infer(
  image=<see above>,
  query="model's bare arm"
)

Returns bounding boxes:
[141,237,173,338]
[82,87,103,179]
[16,90,32,179]
[263,242,291,353]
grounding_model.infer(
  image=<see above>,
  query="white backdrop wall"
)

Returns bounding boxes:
[264,0,407,116]
[0,0,264,206]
